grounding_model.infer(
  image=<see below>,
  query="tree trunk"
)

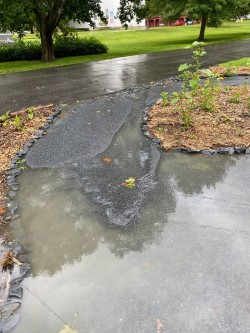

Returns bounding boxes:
[40,26,55,61]
[30,23,34,34]
[198,15,207,40]
[146,18,150,30]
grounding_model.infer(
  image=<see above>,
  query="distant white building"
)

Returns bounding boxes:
[69,0,145,29]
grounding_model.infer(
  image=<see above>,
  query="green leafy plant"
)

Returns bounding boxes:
[11,114,25,131]
[157,127,166,132]
[178,41,206,95]
[27,107,35,120]
[160,92,169,106]
[122,177,136,188]
[170,90,193,130]
[0,37,108,62]
[228,92,242,104]
[16,159,26,170]
[168,41,207,129]
[159,42,224,130]
[200,70,222,112]
[0,111,10,126]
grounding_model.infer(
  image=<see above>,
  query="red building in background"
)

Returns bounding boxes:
[145,16,186,28]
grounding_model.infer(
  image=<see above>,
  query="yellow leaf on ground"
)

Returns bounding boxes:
[58,325,78,333]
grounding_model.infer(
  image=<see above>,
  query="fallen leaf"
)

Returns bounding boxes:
[58,324,78,333]
[156,319,163,333]
[122,177,136,188]
[0,208,5,215]
[103,156,112,164]
[0,251,22,271]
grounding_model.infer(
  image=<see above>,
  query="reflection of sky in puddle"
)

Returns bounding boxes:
[13,152,239,276]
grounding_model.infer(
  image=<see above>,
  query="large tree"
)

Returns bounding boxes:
[0,0,106,61]
[117,0,250,40]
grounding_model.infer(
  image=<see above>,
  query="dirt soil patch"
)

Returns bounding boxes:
[0,104,55,223]
[147,83,250,152]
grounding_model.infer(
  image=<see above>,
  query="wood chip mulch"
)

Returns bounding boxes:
[147,84,250,152]
[209,65,250,76]
[0,104,55,223]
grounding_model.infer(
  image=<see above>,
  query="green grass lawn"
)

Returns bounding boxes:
[1,21,250,74]
[220,57,250,67]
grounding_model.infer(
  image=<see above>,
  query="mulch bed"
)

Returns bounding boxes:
[209,65,250,76]
[147,70,250,152]
[0,104,55,223]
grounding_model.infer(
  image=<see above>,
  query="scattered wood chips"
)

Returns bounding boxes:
[209,65,250,76]
[0,104,55,222]
[147,84,250,152]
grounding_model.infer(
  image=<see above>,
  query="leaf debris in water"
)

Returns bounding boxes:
[102,156,112,164]
[122,177,136,188]
[58,324,78,333]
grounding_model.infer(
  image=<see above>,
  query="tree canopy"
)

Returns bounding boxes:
[1,0,250,61]
[117,0,250,40]
[0,0,106,61]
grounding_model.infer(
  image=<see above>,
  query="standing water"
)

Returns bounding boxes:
[7,82,250,332]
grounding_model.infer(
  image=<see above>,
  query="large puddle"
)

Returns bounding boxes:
[7,83,250,332]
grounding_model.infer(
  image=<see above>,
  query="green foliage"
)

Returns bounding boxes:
[227,92,242,103]
[157,127,167,132]
[223,65,237,76]
[117,0,147,28]
[160,92,169,106]
[221,57,250,67]
[144,0,250,40]
[0,41,41,62]
[54,36,108,58]
[161,41,222,130]
[0,0,107,61]
[178,41,206,94]
[11,114,25,131]
[27,107,35,120]
[0,37,107,62]
[122,177,136,188]
[0,111,10,126]
[200,78,221,112]
[16,159,26,170]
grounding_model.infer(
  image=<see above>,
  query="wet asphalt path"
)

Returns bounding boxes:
[0,38,250,114]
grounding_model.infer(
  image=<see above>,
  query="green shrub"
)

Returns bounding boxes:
[0,36,108,62]
[54,35,108,57]
[0,40,41,62]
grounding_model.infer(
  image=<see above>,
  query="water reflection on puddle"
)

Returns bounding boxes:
[9,152,250,333]
[6,78,250,332]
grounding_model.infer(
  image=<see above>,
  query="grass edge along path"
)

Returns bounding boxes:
[0,22,250,74]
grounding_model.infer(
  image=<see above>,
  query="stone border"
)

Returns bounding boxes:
[0,108,61,332]
[142,109,250,155]
[4,108,61,221]
[141,75,250,155]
